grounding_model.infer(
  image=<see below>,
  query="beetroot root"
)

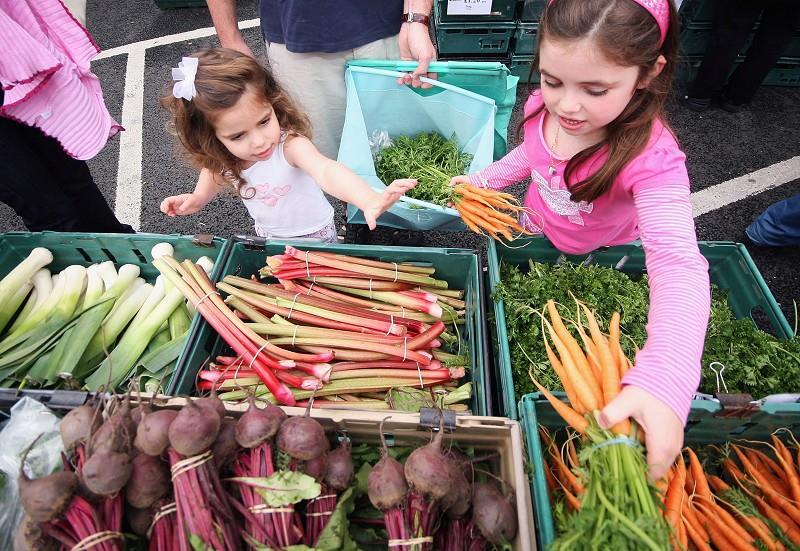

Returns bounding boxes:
[168,399,220,457]
[18,467,77,523]
[82,449,133,497]
[235,396,285,449]
[276,416,328,461]
[134,409,177,457]
[125,453,170,509]
[472,482,517,545]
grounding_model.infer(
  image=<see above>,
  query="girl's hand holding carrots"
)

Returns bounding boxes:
[598,385,684,480]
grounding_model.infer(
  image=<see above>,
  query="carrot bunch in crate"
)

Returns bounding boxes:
[451,183,534,241]
[154,246,471,410]
[532,299,671,550]
[543,429,800,551]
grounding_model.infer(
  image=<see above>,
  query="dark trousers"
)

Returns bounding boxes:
[0,116,134,233]
[689,0,800,104]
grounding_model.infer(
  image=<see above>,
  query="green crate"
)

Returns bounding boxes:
[435,0,517,22]
[680,23,800,58]
[152,0,206,8]
[678,0,716,25]
[170,238,492,416]
[519,0,547,22]
[513,22,539,56]
[519,392,800,549]
[509,54,540,83]
[487,237,794,419]
[678,55,800,87]
[435,17,517,56]
[0,231,228,392]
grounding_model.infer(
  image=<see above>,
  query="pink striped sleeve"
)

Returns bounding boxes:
[467,144,530,190]
[621,182,710,423]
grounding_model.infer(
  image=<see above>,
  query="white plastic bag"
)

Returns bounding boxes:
[0,398,63,549]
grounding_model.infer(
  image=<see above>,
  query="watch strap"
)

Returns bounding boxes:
[402,12,431,26]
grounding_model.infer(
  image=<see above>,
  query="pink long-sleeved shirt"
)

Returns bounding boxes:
[473,91,710,423]
[0,0,121,160]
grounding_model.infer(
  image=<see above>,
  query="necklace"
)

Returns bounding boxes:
[548,123,567,176]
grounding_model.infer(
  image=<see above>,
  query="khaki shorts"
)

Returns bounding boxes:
[265,36,401,159]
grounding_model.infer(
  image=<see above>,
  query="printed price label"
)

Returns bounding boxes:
[447,0,493,16]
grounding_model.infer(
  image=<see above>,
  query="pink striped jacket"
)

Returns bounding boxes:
[0,0,121,160]
[471,91,710,423]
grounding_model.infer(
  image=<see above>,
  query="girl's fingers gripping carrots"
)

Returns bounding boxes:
[449,175,472,187]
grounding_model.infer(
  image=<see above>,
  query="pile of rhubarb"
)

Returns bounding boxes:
[156,246,471,411]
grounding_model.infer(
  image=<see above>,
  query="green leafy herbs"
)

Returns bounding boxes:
[495,260,800,398]
[373,132,471,207]
[494,260,650,398]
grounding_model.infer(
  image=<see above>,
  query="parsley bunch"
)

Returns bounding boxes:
[373,132,471,207]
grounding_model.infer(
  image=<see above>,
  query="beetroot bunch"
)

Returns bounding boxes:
[367,417,518,551]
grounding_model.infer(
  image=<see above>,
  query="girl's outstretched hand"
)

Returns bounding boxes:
[449,175,471,187]
[362,179,417,230]
[160,193,204,217]
[597,385,684,481]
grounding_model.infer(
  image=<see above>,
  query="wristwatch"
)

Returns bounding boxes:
[402,12,431,26]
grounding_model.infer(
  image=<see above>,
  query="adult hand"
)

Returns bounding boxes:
[225,37,256,59]
[597,385,684,481]
[398,22,437,89]
[362,179,417,229]
[160,194,204,217]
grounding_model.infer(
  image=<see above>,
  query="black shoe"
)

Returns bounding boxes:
[683,95,712,112]
[719,98,744,113]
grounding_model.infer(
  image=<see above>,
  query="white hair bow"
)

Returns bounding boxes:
[172,57,198,101]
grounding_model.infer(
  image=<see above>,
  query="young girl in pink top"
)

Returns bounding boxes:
[452,0,710,478]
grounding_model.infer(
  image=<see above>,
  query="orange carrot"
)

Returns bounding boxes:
[531,378,589,434]
[546,301,603,407]
[739,515,784,551]
[696,506,758,551]
[683,515,712,551]
[567,438,579,470]
[578,303,619,403]
[734,446,800,526]
[553,452,584,496]
[543,334,585,414]
[558,480,582,511]
[686,448,712,502]
[708,475,731,493]
[771,435,800,503]
[747,449,791,497]
[574,319,603,383]
[677,513,688,551]
[683,499,710,542]
[753,495,800,547]
[695,499,755,547]
[544,318,600,412]
[666,460,687,537]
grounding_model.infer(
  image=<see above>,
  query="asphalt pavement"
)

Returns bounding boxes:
[1,0,799,326]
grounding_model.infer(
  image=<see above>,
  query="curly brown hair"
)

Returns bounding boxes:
[162,48,312,191]
[520,0,679,204]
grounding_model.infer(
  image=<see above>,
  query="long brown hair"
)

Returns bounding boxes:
[521,0,679,203]
[162,48,312,190]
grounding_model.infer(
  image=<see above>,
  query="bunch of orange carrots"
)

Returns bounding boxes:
[532,299,669,550]
[451,183,533,241]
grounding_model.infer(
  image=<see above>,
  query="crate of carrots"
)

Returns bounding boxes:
[166,238,492,415]
[518,299,800,550]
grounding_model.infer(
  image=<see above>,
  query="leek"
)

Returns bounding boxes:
[0,282,33,335]
[52,264,140,380]
[168,303,191,339]
[128,276,165,331]
[97,261,117,290]
[0,247,53,332]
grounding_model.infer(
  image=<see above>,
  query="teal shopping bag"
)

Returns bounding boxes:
[339,65,497,231]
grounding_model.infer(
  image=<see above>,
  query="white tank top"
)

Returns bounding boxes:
[239,140,334,237]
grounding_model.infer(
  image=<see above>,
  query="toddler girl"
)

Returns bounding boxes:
[160,48,415,241]
[452,0,710,478]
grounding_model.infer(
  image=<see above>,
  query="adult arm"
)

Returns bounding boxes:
[399,0,436,88]
[206,0,254,57]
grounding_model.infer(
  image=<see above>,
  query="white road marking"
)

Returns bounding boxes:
[113,49,146,230]
[94,18,260,60]
[691,156,800,218]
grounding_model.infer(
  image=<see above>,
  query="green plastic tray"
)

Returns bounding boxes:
[0,231,228,393]
[346,60,518,161]
[435,0,517,22]
[435,15,517,57]
[487,237,794,419]
[513,22,539,56]
[170,238,492,416]
[509,54,540,84]
[519,0,547,22]
[519,391,800,549]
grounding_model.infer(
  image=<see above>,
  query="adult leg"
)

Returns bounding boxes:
[723,2,800,105]
[687,0,762,102]
[746,194,800,247]
[0,117,133,233]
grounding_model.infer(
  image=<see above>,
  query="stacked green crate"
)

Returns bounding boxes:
[509,0,544,84]
[678,0,800,87]
[434,1,517,57]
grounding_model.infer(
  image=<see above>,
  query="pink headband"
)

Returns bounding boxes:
[548,0,669,47]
